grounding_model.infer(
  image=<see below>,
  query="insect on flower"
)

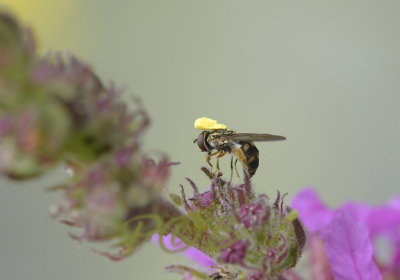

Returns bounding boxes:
[194,117,286,177]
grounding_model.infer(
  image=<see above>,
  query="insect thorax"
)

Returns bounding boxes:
[208,130,235,152]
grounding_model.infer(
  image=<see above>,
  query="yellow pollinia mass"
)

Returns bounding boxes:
[194,117,227,130]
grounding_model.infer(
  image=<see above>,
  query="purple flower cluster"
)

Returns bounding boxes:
[238,199,270,229]
[171,173,305,280]
[219,239,249,264]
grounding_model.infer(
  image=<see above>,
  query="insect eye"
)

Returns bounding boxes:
[196,131,209,152]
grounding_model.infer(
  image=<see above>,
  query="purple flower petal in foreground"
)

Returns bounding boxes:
[293,189,400,239]
[292,188,400,279]
[322,209,382,280]
[291,188,334,233]
[364,205,400,237]
[152,234,215,267]
[309,235,334,280]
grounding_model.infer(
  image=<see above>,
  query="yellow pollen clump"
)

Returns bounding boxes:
[194,117,227,130]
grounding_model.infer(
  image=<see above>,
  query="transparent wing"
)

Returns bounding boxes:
[216,133,286,142]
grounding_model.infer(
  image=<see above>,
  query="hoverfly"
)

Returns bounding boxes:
[194,117,285,177]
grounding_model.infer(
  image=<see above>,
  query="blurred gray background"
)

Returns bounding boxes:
[1,1,400,279]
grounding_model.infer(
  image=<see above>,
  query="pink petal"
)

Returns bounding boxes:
[309,235,334,280]
[322,209,382,280]
[152,234,215,267]
[183,272,194,280]
[388,196,400,211]
[338,202,370,222]
[291,188,334,233]
[365,206,400,237]
[183,246,215,267]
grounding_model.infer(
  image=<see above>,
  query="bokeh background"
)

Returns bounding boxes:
[1,1,400,279]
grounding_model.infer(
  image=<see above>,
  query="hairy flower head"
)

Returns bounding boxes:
[169,171,306,279]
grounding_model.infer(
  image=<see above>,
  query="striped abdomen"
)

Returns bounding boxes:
[231,141,259,177]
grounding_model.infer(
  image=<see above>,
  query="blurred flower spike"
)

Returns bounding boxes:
[0,10,182,260]
[0,10,149,179]
[292,188,400,280]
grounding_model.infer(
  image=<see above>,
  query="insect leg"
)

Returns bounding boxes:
[215,151,226,172]
[206,151,220,168]
[229,155,234,185]
[234,158,240,178]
